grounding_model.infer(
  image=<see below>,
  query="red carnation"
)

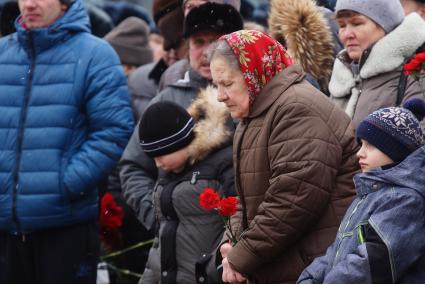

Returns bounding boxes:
[199,187,239,245]
[404,52,425,79]
[219,197,238,217]
[100,193,124,231]
[199,187,220,210]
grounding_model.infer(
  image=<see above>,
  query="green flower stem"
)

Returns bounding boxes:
[101,239,154,260]
[100,262,143,278]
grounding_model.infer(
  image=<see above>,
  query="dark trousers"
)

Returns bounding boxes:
[0,221,99,284]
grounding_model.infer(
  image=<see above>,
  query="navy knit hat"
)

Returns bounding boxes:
[139,102,195,158]
[356,99,425,162]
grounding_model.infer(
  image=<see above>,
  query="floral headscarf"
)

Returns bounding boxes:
[220,30,293,103]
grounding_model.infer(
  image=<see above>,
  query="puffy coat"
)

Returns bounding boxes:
[0,0,133,233]
[140,88,235,284]
[329,13,425,127]
[298,146,425,283]
[225,65,358,283]
[120,69,210,232]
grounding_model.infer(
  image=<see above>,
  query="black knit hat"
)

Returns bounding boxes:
[139,102,195,157]
[356,99,425,163]
[183,2,243,38]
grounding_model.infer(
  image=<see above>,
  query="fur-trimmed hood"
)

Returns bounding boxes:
[186,86,232,164]
[268,0,334,92]
[330,13,425,98]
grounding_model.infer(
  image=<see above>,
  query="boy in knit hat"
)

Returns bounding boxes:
[138,97,235,284]
[298,99,425,283]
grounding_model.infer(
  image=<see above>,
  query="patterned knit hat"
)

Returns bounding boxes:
[356,99,425,162]
[139,102,195,158]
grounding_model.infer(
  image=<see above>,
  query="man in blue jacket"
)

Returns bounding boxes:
[0,0,134,283]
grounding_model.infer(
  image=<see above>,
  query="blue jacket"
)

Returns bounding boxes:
[0,0,134,233]
[297,146,425,284]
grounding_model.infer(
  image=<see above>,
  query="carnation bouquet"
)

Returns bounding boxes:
[404,52,425,82]
[199,187,238,245]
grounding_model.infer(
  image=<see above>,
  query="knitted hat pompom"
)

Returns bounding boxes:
[403,98,425,121]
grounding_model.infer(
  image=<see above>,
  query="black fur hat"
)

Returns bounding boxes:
[183,2,243,38]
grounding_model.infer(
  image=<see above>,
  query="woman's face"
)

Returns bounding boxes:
[337,12,385,62]
[210,57,250,119]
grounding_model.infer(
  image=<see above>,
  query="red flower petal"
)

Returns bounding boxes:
[219,197,238,217]
[199,188,220,210]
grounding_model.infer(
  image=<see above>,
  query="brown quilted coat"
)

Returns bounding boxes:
[226,65,359,284]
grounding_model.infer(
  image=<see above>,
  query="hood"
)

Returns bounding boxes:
[268,0,334,92]
[355,145,425,198]
[186,86,232,164]
[330,12,425,98]
[16,0,91,52]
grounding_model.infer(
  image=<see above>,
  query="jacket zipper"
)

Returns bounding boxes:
[12,32,36,234]
[332,195,365,267]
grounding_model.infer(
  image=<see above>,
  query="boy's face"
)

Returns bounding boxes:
[154,148,189,173]
[356,139,394,172]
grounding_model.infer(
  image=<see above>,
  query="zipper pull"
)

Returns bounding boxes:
[190,171,200,184]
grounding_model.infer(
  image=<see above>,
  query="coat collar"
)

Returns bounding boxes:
[330,13,425,98]
[248,64,305,118]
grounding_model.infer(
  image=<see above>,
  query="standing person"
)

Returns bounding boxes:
[119,2,243,243]
[139,96,234,284]
[209,30,358,284]
[0,0,134,283]
[298,99,425,283]
[401,0,425,19]
[329,0,425,126]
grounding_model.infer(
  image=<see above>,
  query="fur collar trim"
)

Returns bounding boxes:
[269,0,334,91]
[330,13,425,98]
[186,86,231,164]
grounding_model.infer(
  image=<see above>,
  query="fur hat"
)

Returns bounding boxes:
[182,0,241,11]
[152,0,185,50]
[335,0,404,33]
[269,0,335,93]
[104,17,153,67]
[183,2,243,38]
[356,99,425,162]
[139,101,195,158]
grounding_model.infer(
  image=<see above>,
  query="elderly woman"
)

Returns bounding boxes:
[209,30,359,284]
[329,0,425,126]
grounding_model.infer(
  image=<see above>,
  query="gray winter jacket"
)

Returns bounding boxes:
[119,69,210,233]
[297,145,425,284]
[140,88,235,284]
[329,13,425,127]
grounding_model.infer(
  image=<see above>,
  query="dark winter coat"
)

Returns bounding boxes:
[0,0,133,233]
[225,65,358,284]
[329,13,425,127]
[119,69,210,233]
[140,88,234,284]
[298,146,425,284]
